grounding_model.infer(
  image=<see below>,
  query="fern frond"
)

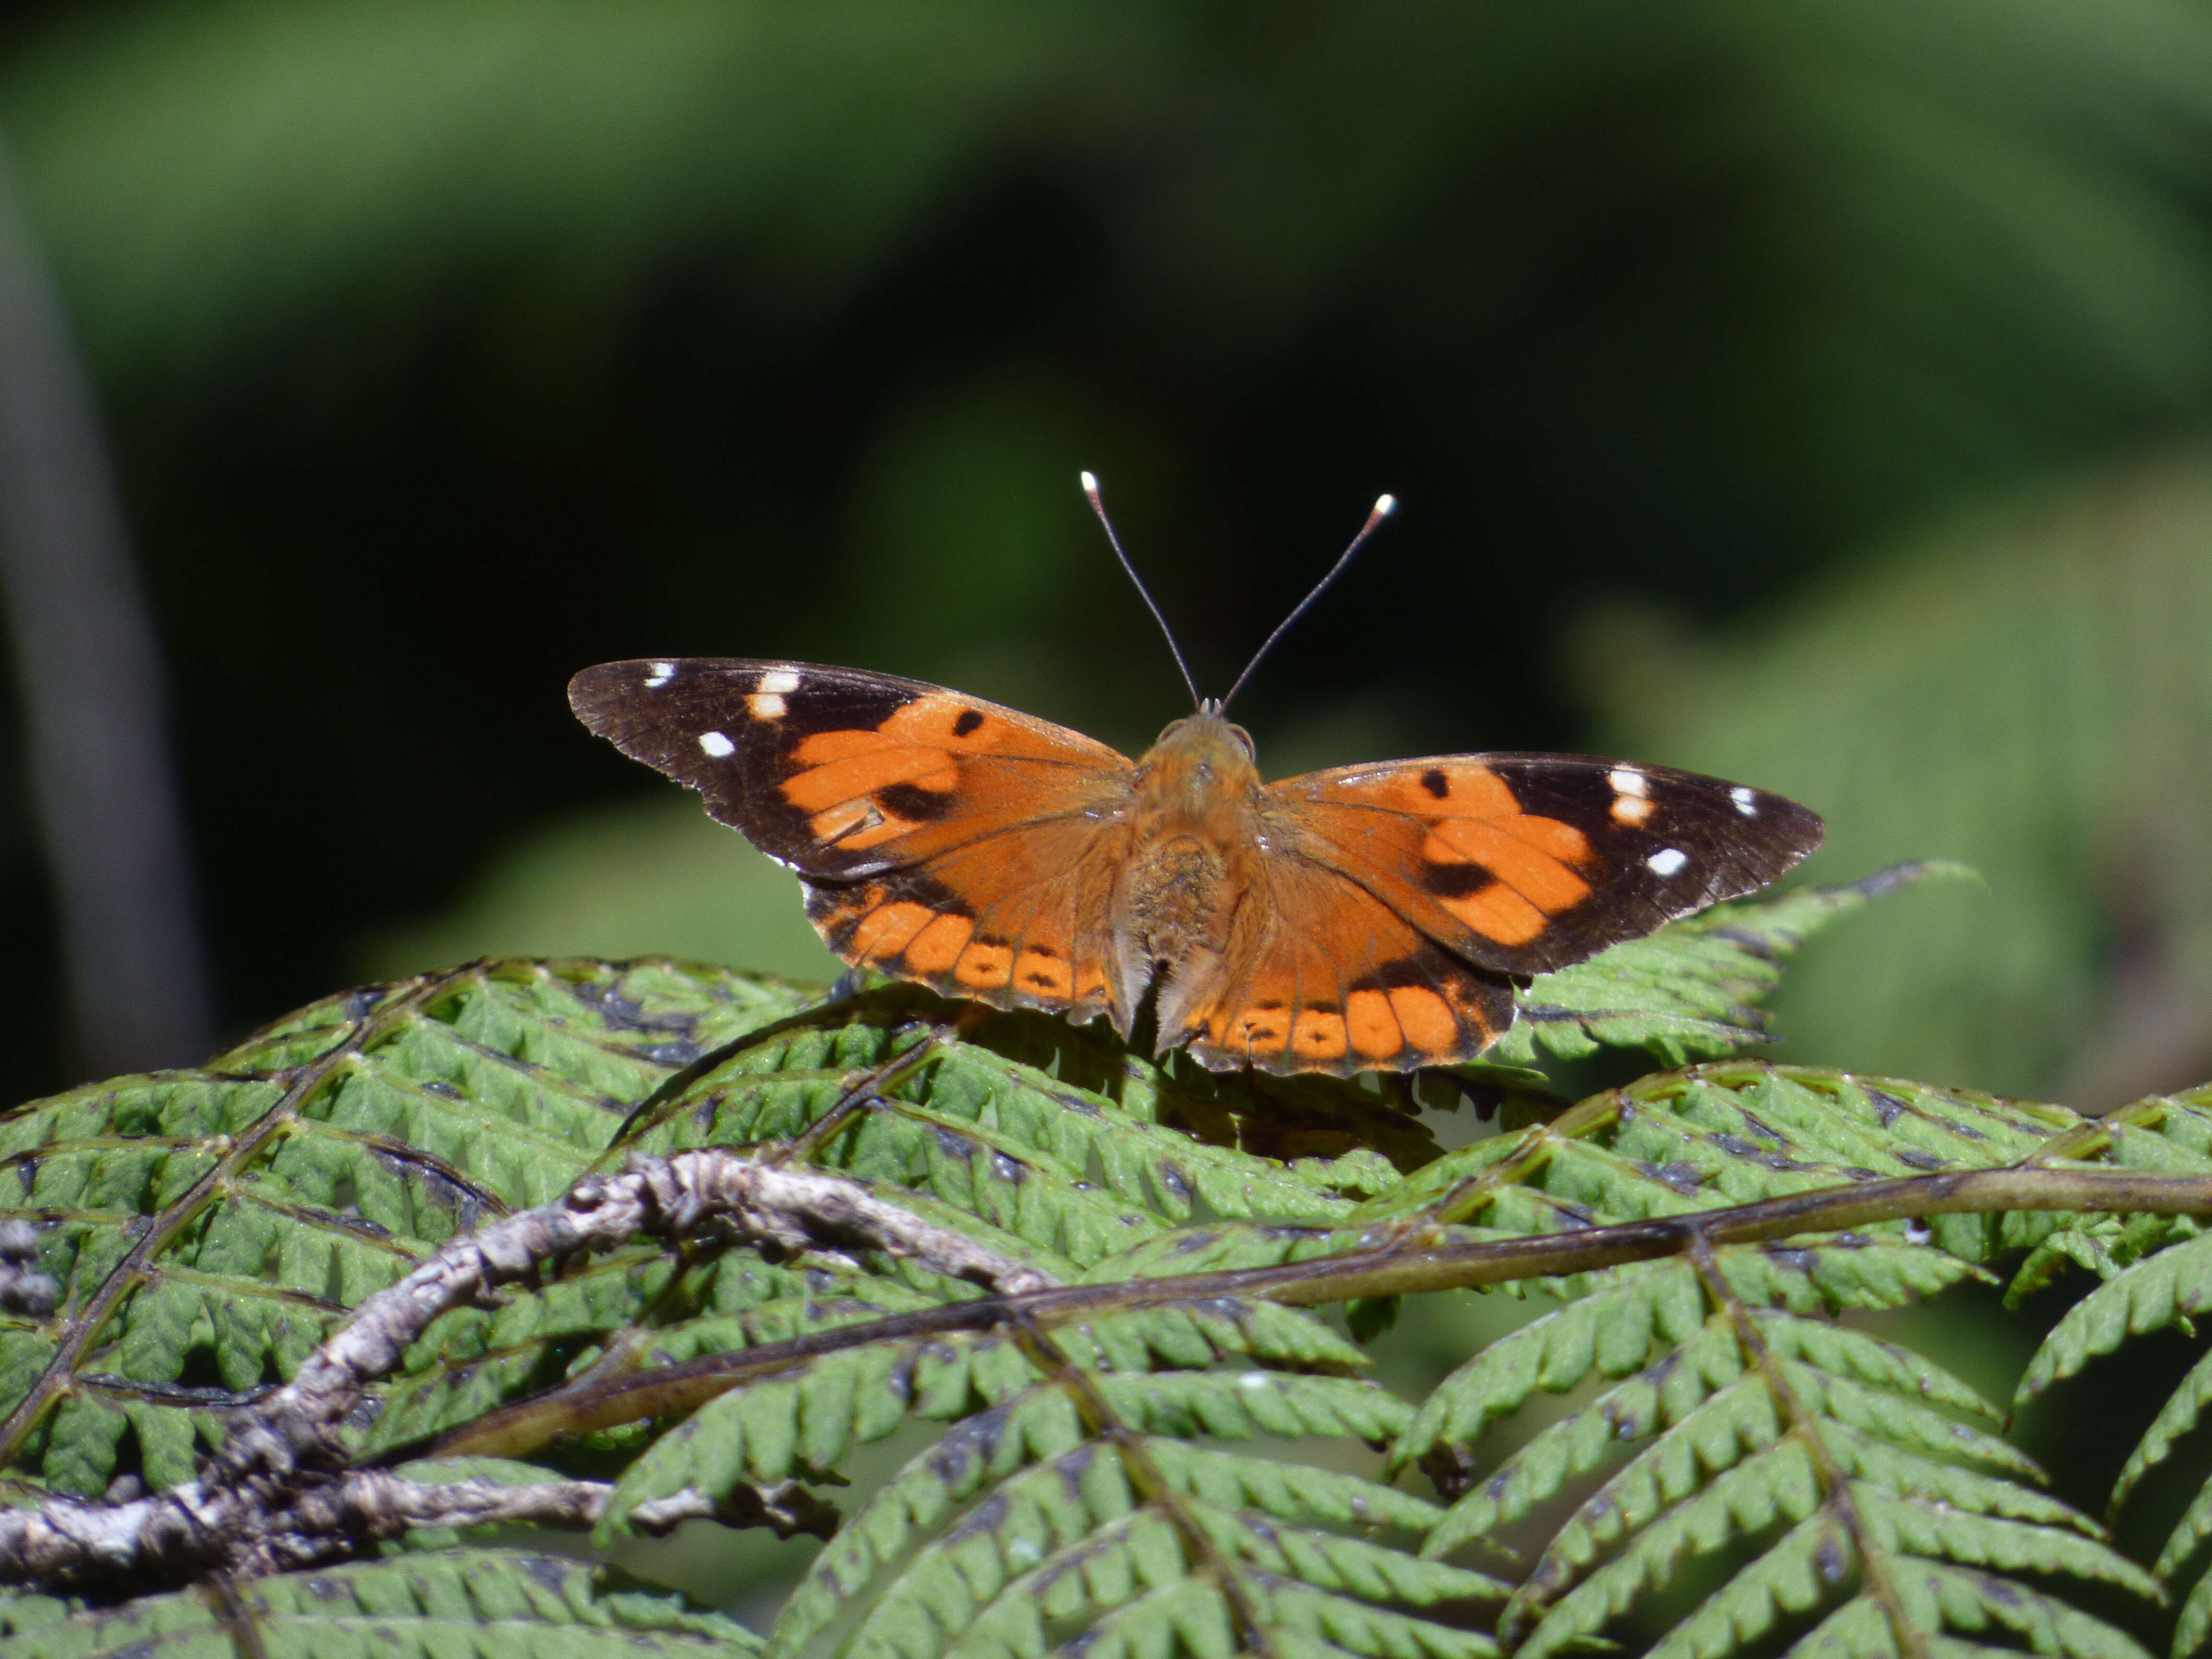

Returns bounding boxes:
[0,1548,750,1657]
[601,1298,1371,1539]
[773,1369,1415,1657]
[2,901,2206,1654]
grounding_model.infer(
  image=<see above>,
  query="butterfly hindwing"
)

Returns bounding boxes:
[1267,753,1823,977]
[1169,854,1516,1076]
[567,659,1135,1018]
[803,814,1128,1024]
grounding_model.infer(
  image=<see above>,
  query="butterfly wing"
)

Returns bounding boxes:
[1267,754,1824,977]
[568,659,1137,1022]
[1168,851,1519,1075]
[1167,753,1819,1075]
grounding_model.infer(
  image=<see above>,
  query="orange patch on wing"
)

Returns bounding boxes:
[793,728,892,766]
[1224,1007,1290,1056]
[954,937,1014,990]
[880,696,989,747]
[1362,764,1518,819]
[1441,882,1549,946]
[1346,990,1403,1059]
[903,913,975,975]
[849,901,936,963]
[1387,986,1457,1054]
[1427,819,1591,912]
[1503,814,1592,865]
[809,799,878,843]
[782,748,955,813]
[1291,1008,1348,1061]
[1015,949,1073,998]
[836,811,923,852]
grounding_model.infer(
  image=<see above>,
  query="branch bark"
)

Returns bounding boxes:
[0,1148,1049,1591]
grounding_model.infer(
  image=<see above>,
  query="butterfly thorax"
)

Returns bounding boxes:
[1108,710,1269,1047]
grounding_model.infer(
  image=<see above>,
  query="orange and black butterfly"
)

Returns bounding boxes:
[570,479,1822,1076]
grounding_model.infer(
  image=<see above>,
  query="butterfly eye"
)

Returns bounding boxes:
[1225,722,1256,759]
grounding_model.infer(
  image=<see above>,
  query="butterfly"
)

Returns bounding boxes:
[569,479,1823,1076]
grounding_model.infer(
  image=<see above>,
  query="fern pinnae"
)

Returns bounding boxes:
[1646,1511,1858,1659]
[1393,1260,1709,1471]
[0,1547,757,1659]
[1508,1441,1827,1659]
[2174,1561,2212,1659]
[839,1457,1497,1659]
[1491,1234,2147,1659]
[2015,1230,2212,1410]
[1420,1319,1746,1557]
[602,1291,1382,1546]
[1880,1562,2156,1659]
[771,1371,1416,1658]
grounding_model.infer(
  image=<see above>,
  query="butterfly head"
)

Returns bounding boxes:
[1137,705,1261,808]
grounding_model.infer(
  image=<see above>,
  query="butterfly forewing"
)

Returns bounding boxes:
[1268,753,1823,977]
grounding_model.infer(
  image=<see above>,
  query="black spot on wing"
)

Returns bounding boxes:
[1422,863,1492,900]
[1419,768,1449,799]
[953,709,985,737]
[877,781,957,822]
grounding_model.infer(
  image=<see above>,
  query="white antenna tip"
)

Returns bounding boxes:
[1375,493,1397,517]
[1080,470,1099,494]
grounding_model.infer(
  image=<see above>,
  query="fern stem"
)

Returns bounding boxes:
[433,1162,2212,1460]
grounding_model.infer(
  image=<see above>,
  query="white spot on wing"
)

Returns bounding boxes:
[1647,847,1688,878]
[758,668,802,695]
[748,692,786,720]
[1731,786,1758,817]
[698,730,736,757]
[1608,766,1648,797]
[1611,794,1654,826]
[645,661,675,688]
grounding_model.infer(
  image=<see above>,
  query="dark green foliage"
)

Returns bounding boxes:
[0,1549,755,1657]
[10,875,2212,1656]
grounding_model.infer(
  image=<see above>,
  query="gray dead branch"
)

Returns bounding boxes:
[0,1149,1051,1591]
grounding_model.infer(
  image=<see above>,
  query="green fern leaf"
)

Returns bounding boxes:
[1791,1564,2152,1659]
[0,959,804,1496]
[771,1369,1413,1658]
[0,1549,750,1657]
[2016,1230,2212,1410]
[943,1527,1497,1659]
[1397,1242,1977,1483]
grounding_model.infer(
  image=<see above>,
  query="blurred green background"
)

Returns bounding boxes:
[3,0,2212,1629]
[0,0,2195,1096]
[0,0,2200,1110]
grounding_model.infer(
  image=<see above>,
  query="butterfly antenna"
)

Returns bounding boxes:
[1082,471,1202,708]
[1219,493,1395,711]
